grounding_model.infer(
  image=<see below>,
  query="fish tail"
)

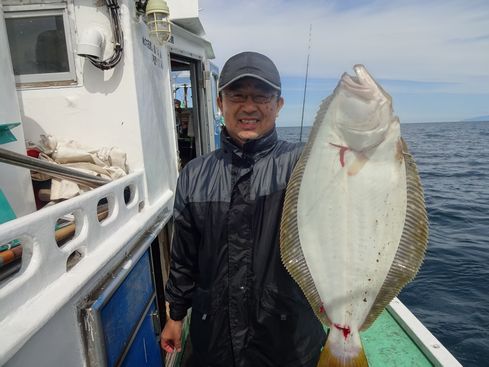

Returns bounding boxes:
[316,337,368,367]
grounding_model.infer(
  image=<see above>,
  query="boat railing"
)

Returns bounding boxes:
[0,170,174,364]
[388,298,462,367]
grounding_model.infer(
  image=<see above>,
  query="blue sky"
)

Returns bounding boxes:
[198,0,489,126]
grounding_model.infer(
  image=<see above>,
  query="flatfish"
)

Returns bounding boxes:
[280,65,428,366]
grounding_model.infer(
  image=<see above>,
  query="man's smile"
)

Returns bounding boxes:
[239,118,259,123]
[238,118,260,129]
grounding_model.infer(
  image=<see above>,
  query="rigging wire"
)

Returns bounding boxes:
[87,0,124,70]
[299,24,312,142]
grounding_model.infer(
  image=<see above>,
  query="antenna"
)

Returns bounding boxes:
[299,24,312,142]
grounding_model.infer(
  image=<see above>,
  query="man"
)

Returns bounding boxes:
[161,52,325,367]
[174,99,183,134]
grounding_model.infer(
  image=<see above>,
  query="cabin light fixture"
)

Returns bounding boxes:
[144,0,171,46]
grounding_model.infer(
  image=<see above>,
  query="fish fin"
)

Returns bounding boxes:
[280,95,333,325]
[361,138,429,329]
[317,338,369,367]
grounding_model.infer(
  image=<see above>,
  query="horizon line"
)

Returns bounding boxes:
[277,120,489,128]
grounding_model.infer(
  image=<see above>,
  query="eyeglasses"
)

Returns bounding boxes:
[223,91,278,104]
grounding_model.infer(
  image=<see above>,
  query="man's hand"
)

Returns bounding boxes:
[160,319,183,353]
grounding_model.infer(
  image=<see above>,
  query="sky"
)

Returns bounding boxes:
[197,0,489,127]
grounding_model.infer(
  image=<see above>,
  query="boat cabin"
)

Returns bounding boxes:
[0,0,219,366]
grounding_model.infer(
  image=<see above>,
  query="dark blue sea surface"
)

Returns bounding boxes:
[277,121,489,367]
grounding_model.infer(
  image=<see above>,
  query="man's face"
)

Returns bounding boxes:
[217,78,284,146]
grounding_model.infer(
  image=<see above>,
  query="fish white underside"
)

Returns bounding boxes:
[297,108,406,331]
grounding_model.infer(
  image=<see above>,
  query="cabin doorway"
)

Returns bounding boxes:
[170,54,208,168]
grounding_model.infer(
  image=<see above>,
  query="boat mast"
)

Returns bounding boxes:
[299,24,312,142]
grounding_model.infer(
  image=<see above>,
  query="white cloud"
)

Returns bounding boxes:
[199,0,489,94]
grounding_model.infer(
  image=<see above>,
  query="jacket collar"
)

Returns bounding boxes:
[221,127,277,160]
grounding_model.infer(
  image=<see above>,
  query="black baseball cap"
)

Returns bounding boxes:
[218,52,281,92]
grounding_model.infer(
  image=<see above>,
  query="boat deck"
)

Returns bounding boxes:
[166,297,460,367]
[353,297,460,366]
[362,307,433,366]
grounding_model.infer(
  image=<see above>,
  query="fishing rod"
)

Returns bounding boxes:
[299,24,312,142]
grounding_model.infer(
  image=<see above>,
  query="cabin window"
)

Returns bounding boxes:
[4,6,76,85]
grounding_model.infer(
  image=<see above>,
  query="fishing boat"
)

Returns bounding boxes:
[0,1,460,366]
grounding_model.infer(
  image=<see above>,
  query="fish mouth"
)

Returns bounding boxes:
[340,65,377,102]
[336,65,388,133]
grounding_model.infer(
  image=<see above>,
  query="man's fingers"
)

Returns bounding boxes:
[160,319,184,353]
[162,340,175,353]
[163,345,175,353]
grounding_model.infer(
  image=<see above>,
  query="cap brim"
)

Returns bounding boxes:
[218,73,281,92]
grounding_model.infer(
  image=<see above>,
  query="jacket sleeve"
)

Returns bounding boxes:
[165,168,200,321]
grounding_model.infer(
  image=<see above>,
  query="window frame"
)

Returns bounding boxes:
[4,4,77,85]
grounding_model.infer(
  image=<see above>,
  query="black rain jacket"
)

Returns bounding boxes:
[165,128,326,367]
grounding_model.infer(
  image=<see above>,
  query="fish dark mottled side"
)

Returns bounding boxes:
[280,65,429,367]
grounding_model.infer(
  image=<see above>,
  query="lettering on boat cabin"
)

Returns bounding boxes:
[141,37,164,69]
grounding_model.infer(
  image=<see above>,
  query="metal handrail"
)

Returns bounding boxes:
[0,147,110,188]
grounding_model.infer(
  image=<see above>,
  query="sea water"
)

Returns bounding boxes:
[277,121,489,367]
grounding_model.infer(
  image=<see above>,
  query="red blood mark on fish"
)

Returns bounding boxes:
[319,304,326,313]
[329,143,350,167]
[334,323,351,340]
